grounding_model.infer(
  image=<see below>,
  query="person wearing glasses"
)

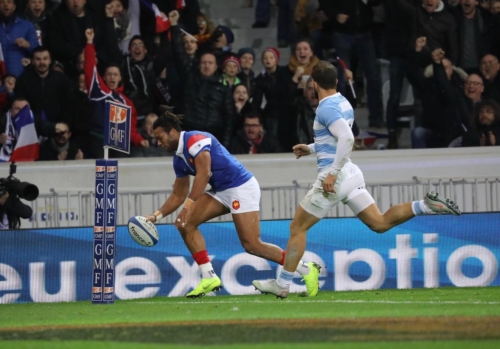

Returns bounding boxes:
[229,111,283,154]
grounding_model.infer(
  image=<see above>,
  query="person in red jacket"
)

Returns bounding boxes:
[84,28,147,158]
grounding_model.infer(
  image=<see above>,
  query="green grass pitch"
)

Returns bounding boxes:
[1,287,499,349]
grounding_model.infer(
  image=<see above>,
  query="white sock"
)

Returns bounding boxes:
[411,200,433,215]
[295,260,310,276]
[200,262,217,279]
[277,269,294,289]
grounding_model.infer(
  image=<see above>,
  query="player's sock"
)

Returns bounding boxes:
[411,200,434,215]
[295,260,310,276]
[277,269,294,289]
[193,250,216,279]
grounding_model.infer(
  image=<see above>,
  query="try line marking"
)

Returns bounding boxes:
[131,299,500,305]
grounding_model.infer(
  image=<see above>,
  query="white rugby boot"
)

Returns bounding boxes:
[252,279,289,299]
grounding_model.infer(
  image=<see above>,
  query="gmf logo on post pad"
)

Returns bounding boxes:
[104,100,131,154]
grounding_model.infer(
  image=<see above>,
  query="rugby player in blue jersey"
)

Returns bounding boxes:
[144,107,320,298]
[252,61,461,299]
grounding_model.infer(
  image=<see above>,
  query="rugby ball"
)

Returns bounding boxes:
[127,216,159,247]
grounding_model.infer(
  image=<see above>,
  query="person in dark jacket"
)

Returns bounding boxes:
[38,121,84,161]
[21,0,50,46]
[237,47,256,97]
[169,11,235,148]
[292,78,317,147]
[229,111,282,155]
[479,54,500,102]
[46,0,122,78]
[329,0,384,128]
[462,99,500,146]
[14,46,73,137]
[394,0,458,65]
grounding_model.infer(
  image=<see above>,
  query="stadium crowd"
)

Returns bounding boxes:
[0,0,499,162]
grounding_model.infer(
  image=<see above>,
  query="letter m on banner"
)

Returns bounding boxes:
[104,101,131,154]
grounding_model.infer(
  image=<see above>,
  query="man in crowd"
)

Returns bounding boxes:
[229,111,282,154]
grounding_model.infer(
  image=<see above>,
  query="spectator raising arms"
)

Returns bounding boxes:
[194,12,215,44]
[84,28,146,158]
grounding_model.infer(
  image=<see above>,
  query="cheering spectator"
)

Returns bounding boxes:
[479,54,500,102]
[122,35,170,123]
[130,112,172,157]
[194,12,215,44]
[183,31,198,65]
[452,0,493,73]
[233,84,253,132]
[462,99,500,146]
[14,46,73,137]
[288,39,319,90]
[229,111,283,154]
[169,11,235,148]
[409,39,469,148]
[330,0,384,128]
[237,47,256,97]
[295,0,323,57]
[0,0,39,77]
[38,122,84,161]
[252,47,294,138]
[47,0,122,78]
[84,28,146,158]
[21,0,49,46]
[291,77,317,146]
[222,55,241,88]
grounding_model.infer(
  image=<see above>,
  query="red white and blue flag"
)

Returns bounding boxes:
[0,43,6,80]
[140,0,170,33]
[0,105,39,162]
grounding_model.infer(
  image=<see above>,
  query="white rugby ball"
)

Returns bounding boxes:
[128,216,159,247]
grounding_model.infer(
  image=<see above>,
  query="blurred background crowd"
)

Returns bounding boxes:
[0,0,499,162]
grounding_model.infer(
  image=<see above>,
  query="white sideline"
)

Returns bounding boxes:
[131,299,500,305]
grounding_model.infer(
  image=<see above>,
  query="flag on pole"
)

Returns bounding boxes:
[139,0,170,33]
[0,105,39,162]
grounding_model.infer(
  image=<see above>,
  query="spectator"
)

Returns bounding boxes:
[394,0,458,65]
[222,55,241,88]
[130,112,172,157]
[122,35,169,124]
[0,0,39,77]
[252,0,270,29]
[109,0,132,50]
[47,0,122,78]
[277,0,299,48]
[229,111,283,154]
[252,47,296,139]
[84,28,146,158]
[331,0,385,128]
[452,0,493,73]
[22,0,49,46]
[38,122,84,160]
[409,38,469,148]
[491,0,500,14]
[14,46,73,137]
[183,31,198,65]
[0,75,16,112]
[237,47,256,97]
[205,25,235,65]
[462,99,500,146]
[291,77,317,146]
[69,72,92,155]
[194,12,215,44]
[233,83,253,132]
[295,0,323,58]
[169,11,235,148]
[479,54,500,101]
[383,0,414,149]
[288,39,320,90]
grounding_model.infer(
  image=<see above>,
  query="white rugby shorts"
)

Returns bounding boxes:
[206,176,260,214]
[300,162,375,218]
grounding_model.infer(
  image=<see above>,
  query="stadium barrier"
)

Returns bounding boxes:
[25,176,500,228]
[0,213,498,303]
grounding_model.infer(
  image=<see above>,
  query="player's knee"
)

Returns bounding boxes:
[367,222,389,234]
[290,220,306,237]
[240,238,261,255]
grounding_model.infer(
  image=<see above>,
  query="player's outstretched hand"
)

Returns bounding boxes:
[293,144,311,159]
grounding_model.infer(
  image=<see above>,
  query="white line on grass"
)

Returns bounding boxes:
[131,299,500,305]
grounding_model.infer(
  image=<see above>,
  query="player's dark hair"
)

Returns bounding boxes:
[153,105,183,132]
[311,61,337,90]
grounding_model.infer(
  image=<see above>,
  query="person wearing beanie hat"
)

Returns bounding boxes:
[237,47,256,96]
[223,55,241,87]
[262,47,280,63]
[213,25,234,51]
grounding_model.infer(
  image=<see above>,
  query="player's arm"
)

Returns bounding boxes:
[328,118,354,175]
[189,150,212,202]
[292,143,314,159]
[147,176,190,223]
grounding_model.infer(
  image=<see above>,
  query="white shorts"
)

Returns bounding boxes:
[206,176,260,214]
[300,162,375,218]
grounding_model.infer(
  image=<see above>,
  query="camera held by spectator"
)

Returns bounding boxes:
[0,162,39,230]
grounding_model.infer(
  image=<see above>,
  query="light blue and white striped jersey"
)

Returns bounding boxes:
[314,93,354,174]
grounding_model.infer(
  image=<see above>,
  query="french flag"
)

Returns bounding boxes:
[0,106,39,162]
[0,43,6,80]
[140,0,170,33]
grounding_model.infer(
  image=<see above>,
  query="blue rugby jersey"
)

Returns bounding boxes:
[313,93,355,175]
[173,131,253,192]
